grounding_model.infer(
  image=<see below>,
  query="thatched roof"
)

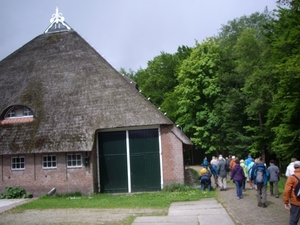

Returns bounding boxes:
[0,19,192,154]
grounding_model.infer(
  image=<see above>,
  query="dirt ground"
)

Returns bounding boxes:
[0,208,167,225]
[0,169,195,225]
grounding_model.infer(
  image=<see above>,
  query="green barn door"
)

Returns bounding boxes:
[98,131,128,193]
[129,129,161,192]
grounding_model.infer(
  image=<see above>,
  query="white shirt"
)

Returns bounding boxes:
[210,159,218,166]
[285,162,295,177]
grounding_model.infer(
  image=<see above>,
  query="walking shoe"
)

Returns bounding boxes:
[237,197,240,200]
[258,202,262,207]
[275,195,279,198]
[262,203,267,208]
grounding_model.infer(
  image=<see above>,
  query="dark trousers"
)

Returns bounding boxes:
[290,204,300,225]
[256,185,267,204]
[269,181,279,196]
[242,179,246,190]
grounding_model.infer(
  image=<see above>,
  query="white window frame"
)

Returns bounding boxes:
[11,156,25,170]
[42,155,57,169]
[23,107,32,116]
[67,154,82,168]
[5,106,33,119]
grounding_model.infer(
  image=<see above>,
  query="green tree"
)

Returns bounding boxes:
[266,1,300,162]
[134,46,192,121]
[174,38,221,153]
[214,10,273,158]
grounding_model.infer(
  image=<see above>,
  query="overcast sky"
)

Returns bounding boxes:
[0,0,278,71]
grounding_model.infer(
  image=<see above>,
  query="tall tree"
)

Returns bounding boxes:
[266,0,300,162]
[133,46,192,121]
[174,38,221,153]
[214,10,273,158]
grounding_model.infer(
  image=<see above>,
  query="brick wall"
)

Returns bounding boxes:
[160,125,185,185]
[0,152,94,197]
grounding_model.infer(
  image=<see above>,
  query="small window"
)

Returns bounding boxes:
[23,107,33,116]
[4,106,33,119]
[7,110,16,118]
[67,154,82,167]
[11,157,25,170]
[42,155,57,169]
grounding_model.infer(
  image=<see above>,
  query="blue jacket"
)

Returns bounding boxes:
[210,164,217,177]
[245,157,252,166]
[253,164,270,185]
[247,161,255,178]
[200,171,212,181]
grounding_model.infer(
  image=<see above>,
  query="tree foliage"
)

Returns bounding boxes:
[121,1,300,167]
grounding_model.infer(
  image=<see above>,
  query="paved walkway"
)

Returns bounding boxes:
[217,177,290,225]
[132,198,234,225]
[0,198,34,213]
[192,165,291,225]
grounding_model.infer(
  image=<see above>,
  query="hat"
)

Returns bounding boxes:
[294,161,300,168]
[219,156,223,160]
[240,159,244,163]
[232,156,235,159]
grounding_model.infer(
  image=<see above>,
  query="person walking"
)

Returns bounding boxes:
[252,158,270,208]
[240,159,248,191]
[209,161,218,188]
[245,155,252,167]
[231,159,245,199]
[283,160,300,225]
[217,156,227,191]
[247,158,255,189]
[286,158,298,177]
[268,159,280,198]
[202,157,208,169]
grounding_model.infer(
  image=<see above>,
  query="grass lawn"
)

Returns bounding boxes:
[15,168,216,211]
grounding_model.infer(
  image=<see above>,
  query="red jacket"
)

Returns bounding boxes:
[283,168,300,206]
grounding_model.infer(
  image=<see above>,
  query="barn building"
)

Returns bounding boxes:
[0,8,192,196]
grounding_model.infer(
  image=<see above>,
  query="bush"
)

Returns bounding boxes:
[4,187,32,199]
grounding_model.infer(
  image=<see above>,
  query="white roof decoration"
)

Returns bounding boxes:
[44,7,72,33]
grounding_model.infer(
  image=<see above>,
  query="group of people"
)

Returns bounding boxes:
[199,155,300,224]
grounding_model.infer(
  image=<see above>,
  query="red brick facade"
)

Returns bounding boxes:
[0,126,185,196]
[160,125,185,185]
[0,152,94,196]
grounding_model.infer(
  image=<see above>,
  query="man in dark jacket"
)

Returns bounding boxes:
[217,156,227,191]
[267,159,280,198]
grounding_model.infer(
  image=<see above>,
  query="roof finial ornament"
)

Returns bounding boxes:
[50,7,65,24]
[44,7,71,33]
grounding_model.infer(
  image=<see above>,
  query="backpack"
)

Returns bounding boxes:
[225,161,230,172]
[292,174,300,198]
[255,167,265,185]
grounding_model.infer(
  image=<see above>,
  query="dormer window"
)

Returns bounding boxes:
[1,105,34,125]
[5,106,33,118]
